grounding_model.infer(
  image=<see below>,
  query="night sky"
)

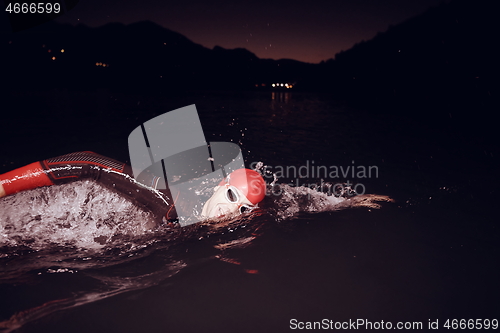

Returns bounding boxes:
[54,0,449,64]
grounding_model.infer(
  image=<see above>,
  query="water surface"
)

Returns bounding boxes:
[1,89,498,332]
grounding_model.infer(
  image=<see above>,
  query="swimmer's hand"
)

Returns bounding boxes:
[0,183,5,198]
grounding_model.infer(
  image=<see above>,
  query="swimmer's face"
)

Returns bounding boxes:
[201,185,254,218]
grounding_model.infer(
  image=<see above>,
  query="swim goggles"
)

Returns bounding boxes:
[224,185,254,214]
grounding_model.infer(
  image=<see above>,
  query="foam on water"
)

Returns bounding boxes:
[0,176,392,253]
[265,183,393,221]
[251,162,392,221]
[0,166,393,332]
[269,184,345,219]
[0,180,156,251]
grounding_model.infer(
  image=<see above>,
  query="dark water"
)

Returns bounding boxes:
[1,90,499,332]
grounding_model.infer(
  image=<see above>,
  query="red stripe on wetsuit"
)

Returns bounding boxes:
[0,151,126,194]
[0,161,53,195]
[0,152,171,223]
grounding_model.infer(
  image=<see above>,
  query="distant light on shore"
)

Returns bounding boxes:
[267,83,293,89]
[271,82,293,89]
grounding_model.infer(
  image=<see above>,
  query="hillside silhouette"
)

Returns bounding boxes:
[2,0,497,112]
[315,0,498,112]
[2,20,311,91]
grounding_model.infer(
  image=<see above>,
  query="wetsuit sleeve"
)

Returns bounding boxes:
[0,162,53,195]
[0,151,171,222]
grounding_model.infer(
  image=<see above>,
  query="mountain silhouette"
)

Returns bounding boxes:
[2,19,311,91]
[315,0,498,112]
[2,0,497,113]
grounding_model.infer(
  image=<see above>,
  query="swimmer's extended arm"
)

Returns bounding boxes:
[0,152,126,197]
[0,152,171,221]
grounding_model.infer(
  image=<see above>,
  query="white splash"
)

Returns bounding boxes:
[268,183,393,221]
[0,180,156,250]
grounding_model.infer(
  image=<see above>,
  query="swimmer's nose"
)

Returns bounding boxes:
[216,205,230,217]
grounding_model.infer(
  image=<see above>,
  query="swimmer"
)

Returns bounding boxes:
[0,151,266,226]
